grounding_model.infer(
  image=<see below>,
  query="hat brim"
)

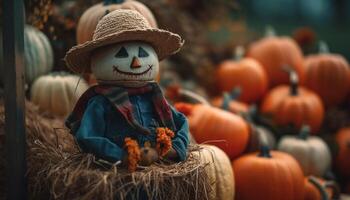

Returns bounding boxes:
[65,28,184,74]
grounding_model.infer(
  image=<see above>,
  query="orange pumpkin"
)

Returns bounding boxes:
[216,47,268,103]
[211,87,249,114]
[175,103,249,159]
[304,177,322,200]
[334,128,350,179]
[247,28,305,88]
[304,176,340,200]
[232,146,305,200]
[304,42,350,107]
[261,69,324,134]
[76,0,157,44]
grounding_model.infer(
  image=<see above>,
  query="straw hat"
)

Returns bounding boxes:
[65,9,184,74]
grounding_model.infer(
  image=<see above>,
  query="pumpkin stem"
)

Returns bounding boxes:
[319,41,330,54]
[283,66,299,96]
[104,0,124,5]
[230,87,242,100]
[298,125,310,140]
[244,105,258,123]
[324,181,341,200]
[221,93,231,111]
[265,25,276,37]
[290,74,298,96]
[248,105,258,117]
[308,176,329,200]
[234,46,245,61]
[174,103,193,116]
[221,87,242,111]
[258,146,271,158]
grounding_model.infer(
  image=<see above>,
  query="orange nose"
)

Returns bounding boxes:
[130,57,141,69]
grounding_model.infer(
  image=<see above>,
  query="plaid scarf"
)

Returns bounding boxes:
[66,82,176,135]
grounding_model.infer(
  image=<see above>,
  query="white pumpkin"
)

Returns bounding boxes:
[277,126,331,177]
[192,144,235,200]
[0,25,54,84]
[31,72,89,116]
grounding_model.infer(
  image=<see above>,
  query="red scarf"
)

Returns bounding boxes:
[66,83,176,135]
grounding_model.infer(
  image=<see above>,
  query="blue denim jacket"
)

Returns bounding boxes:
[75,92,190,162]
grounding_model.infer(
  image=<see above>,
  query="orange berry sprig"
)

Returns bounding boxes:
[124,137,141,172]
[156,128,175,157]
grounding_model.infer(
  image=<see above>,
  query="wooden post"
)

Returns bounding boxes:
[2,0,27,199]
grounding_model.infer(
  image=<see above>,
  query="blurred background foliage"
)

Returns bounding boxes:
[239,0,350,58]
[14,0,350,95]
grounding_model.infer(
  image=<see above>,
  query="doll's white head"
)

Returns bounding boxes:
[91,42,159,84]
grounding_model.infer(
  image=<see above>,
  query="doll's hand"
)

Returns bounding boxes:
[139,146,159,166]
[163,147,178,160]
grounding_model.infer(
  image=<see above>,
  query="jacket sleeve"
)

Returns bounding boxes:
[75,96,126,162]
[170,105,190,161]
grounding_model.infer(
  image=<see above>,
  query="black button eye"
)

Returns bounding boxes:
[138,47,149,57]
[115,46,128,58]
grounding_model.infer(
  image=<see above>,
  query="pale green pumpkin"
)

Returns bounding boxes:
[0,25,53,84]
[24,25,54,83]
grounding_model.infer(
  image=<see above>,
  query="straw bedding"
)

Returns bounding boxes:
[0,101,211,200]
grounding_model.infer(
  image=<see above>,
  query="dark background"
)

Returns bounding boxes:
[238,0,350,59]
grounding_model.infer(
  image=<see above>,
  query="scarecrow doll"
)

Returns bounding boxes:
[64,9,189,172]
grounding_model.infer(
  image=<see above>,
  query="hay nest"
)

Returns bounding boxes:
[0,101,211,200]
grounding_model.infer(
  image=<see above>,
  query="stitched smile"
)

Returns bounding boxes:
[113,65,153,76]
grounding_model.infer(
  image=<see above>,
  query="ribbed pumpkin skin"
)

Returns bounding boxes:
[233,151,304,200]
[215,58,268,103]
[247,37,305,88]
[261,86,324,134]
[335,128,350,179]
[24,25,54,83]
[0,25,53,84]
[304,54,350,107]
[76,0,158,44]
[31,73,89,116]
[192,145,235,200]
[175,103,249,159]
[278,135,331,177]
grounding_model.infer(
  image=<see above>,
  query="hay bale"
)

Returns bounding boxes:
[0,100,76,199]
[0,101,211,200]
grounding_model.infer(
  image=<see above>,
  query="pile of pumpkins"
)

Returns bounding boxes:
[8,0,350,199]
[172,28,350,200]
[0,23,89,117]
[3,0,160,117]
